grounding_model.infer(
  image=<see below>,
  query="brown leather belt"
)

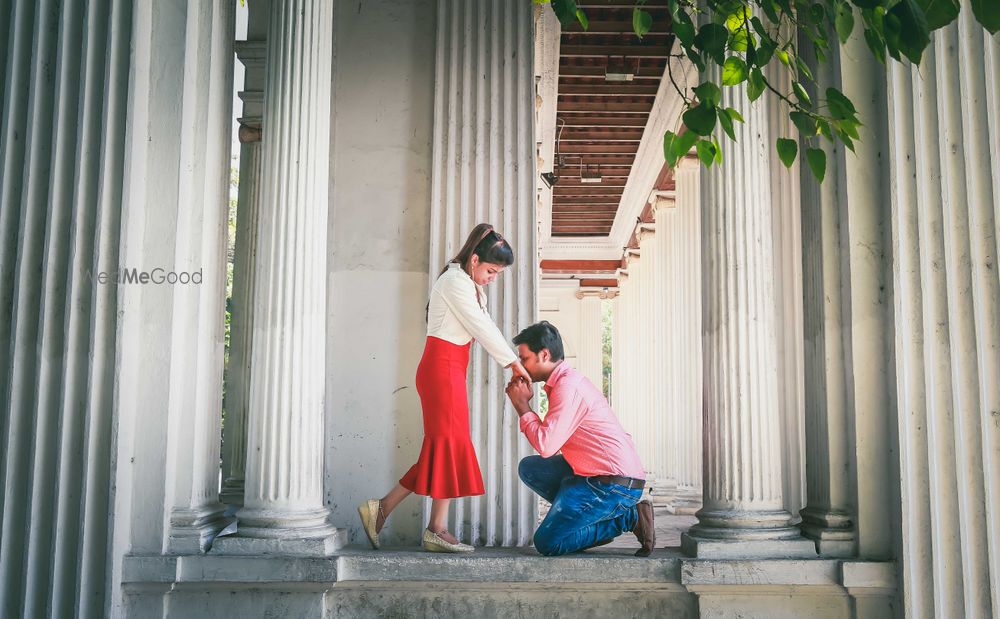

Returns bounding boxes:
[589,475,645,490]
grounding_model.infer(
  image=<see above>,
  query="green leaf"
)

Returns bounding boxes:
[776,138,798,168]
[796,56,814,82]
[633,7,652,38]
[725,107,745,123]
[777,49,791,66]
[696,139,717,166]
[718,107,736,140]
[685,47,707,72]
[864,25,887,63]
[694,23,729,64]
[762,0,781,23]
[747,68,766,102]
[790,110,817,136]
[971,0,1000,33]
[693,82,722,107]
[722,57,749,85]
[916,0,959,30]
[729,28,753,52]
[663,130,677,162]
[825,87,857,119]
[683,103,718,136]
[816,117,834,140]
[806,147,827,182]
[886,0,929,64]
[674,19,696,46]
[670,130,701,162]
[756,36,777,65]
[725,7,751,32]
[576,8,589,30]
[550,0,580,26]
[850,0,882,8]
[713,135,723,164]
[835,2,856,43]
[809,3,826,23]
[793,81,813,107]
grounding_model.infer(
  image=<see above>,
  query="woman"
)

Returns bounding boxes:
[358,224,531,553]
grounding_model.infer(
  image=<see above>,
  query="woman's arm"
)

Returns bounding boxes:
[437,273,519,367]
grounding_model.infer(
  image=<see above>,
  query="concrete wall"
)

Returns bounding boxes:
[324,0,437,547]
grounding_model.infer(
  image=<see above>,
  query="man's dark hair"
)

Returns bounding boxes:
[512,321,565,361]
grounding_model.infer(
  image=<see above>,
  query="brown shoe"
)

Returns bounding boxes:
[632,500,655,557]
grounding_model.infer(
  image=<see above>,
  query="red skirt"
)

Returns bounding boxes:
[398,336,485,499]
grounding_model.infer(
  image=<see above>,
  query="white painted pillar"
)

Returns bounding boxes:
[427,0,537,546]
[635,227,658,480]
[887,11,1000,616]
[795,38,857,558]
[681,77,814,559]
[648,200,678,505]
[216,0,342,555]
[220,39,265,508]
[669,158,703,514]
[577,294,604,389]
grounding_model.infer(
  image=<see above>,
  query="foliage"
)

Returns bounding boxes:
[601,299,613,399]
[538,0,998,182]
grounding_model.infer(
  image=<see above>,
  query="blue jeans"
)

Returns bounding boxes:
[518,455,642,556]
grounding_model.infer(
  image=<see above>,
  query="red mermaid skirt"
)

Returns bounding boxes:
[398,336,485,499]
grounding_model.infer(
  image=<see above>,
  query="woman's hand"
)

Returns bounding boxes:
[506,360,531,384]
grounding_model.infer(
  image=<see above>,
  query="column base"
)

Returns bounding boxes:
[212,506,347,556]
[168,504,231,553]
[681,533,817,559]
[799,507,856,558]
[681,507,817,558]
[666,486,702,515]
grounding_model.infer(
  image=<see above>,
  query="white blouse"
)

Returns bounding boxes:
[426,263,518,367]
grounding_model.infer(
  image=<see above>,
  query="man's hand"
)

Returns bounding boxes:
[505,376,534,417]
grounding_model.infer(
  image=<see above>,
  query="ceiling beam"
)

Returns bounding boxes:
[557,100,653,113]
[560,44,673,58]
[558,84,660,96]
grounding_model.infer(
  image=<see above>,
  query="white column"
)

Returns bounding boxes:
[577,294,604,390]
[635,227,658,481]
[216,0,342,555]
[427,0,536,546]
[887,13,1000,616]
[649,201,678,505]
[221,39,266,508]
[795,38,856,557]
[664,159,704,514]
[681,77,814,559]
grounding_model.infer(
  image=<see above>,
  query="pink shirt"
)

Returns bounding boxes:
[518,362,645,479]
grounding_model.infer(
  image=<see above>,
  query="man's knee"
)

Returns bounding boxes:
[532,531,565,557]
[518,455,543,484]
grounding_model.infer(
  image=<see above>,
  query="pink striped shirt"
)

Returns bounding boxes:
[518,362,645,479]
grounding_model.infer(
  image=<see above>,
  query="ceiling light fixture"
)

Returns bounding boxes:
[605,56,634,82]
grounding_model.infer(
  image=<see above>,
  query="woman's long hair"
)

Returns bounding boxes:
[427,223,515,319]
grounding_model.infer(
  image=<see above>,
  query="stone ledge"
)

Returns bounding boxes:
[123,547,894,592]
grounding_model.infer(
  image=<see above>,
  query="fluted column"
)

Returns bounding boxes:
[795,38,856,557]
[681,78,814,558]
[217,0,342,555]
[220,39,266,508]
[427,0,536,546]
[577,294,604,389]
[635,227,658,480]
[649,201,678,505]
[660,160,703,514]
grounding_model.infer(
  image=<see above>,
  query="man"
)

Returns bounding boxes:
[505,321,655,557]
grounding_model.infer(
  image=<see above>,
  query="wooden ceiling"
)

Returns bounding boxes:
[551,1,673,238]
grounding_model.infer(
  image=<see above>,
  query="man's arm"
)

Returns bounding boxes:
[506,379,587,458]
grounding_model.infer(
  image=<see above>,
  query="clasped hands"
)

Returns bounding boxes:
[505,374,533,417]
